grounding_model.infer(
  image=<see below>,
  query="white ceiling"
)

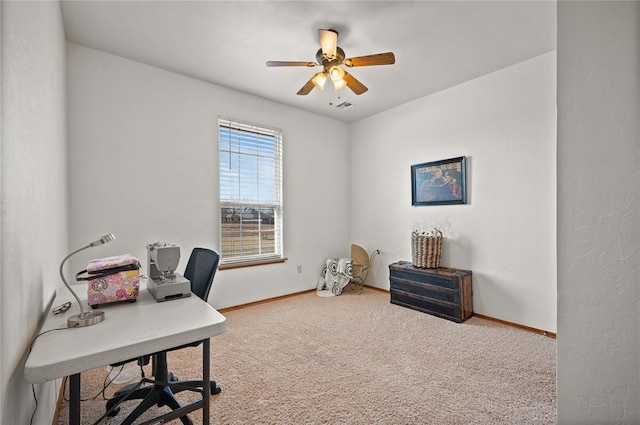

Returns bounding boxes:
[60,1,556,123]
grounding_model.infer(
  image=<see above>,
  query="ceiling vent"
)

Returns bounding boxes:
[335,101,353,110]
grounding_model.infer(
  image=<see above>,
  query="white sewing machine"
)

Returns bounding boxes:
[146,242,191,302]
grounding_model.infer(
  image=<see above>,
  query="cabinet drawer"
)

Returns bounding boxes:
[390,277,460,304]
[390,289,462,322]
[389,267,461,290]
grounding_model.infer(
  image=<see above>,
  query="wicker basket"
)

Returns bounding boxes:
[411,229,443,268]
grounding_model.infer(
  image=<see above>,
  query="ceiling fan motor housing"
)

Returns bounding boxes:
[316,47,346,69]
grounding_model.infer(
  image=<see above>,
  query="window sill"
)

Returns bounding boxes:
[219,257,287,270]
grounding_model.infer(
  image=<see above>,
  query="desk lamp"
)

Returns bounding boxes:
[59,233,115,327]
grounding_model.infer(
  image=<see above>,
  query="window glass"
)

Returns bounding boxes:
[218,117,283,264]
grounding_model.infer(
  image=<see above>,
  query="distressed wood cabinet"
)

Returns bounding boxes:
[389,261,473,323]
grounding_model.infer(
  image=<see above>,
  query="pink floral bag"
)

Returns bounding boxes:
[76,254,141,308]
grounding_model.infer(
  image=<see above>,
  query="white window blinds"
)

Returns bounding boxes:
[218,117,283,264]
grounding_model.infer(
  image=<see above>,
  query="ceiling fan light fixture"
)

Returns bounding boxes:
[311,72,327,90]
[328,66,346,90]
[268,28,393,96]
[332,78,346,91]
[329,66,345,82]
[318,29,338,60]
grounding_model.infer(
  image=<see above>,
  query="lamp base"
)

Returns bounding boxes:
[68,310,105,327]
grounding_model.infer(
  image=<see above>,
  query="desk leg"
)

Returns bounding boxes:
[69,373,81,425]
[203,338,210,425]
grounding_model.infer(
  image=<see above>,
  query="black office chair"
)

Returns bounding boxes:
[105,248,221,425]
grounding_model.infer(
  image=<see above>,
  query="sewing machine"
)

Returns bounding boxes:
[146,242,191,302]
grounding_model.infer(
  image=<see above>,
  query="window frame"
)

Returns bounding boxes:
[217,117,284,267]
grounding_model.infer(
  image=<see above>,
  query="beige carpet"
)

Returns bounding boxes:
[56,288,556,424]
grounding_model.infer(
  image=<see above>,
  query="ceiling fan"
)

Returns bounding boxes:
[266,29,395,96]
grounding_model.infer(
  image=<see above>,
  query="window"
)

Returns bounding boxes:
[218,117,283,266]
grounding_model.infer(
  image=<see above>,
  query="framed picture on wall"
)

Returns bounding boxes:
[411,156,467,206]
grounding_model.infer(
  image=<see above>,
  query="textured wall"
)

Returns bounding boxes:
[0,1,68,424]
[557,1,640,423]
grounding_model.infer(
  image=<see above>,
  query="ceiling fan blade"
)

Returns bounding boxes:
[343,71,368,95]
[296,78,316,95]
[266,61,319,67]
[318,29,338,60]
[344,52,396,67]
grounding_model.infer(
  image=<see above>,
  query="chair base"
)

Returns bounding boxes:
[106,379,221,425]
[106,352,220,425]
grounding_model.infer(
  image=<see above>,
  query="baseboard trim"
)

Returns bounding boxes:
[217,286,556,339]
[364,285,556,339]
[52,377,66,425]
[217,283,396,313]
[218,289,317,313]
[217,283,390,313]
[473,313,556,339]
[364,284,389,294]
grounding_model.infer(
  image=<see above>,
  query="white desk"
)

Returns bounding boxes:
[25,280,226,425]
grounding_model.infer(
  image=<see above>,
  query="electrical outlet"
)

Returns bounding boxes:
[297,265,302,274]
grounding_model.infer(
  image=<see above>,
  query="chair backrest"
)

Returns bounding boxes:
[183,248,220,302]
[350,244,370,276]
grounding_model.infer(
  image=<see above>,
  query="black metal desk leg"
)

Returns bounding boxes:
[203,338,210,425]
[69,373,81,425]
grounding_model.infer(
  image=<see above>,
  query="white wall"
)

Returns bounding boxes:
[0,1,68,424]
[557,2,640,423]
[66,43,351,310]
[5,2,640,423]
[349,52,557,333]
[16,3,640,424]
